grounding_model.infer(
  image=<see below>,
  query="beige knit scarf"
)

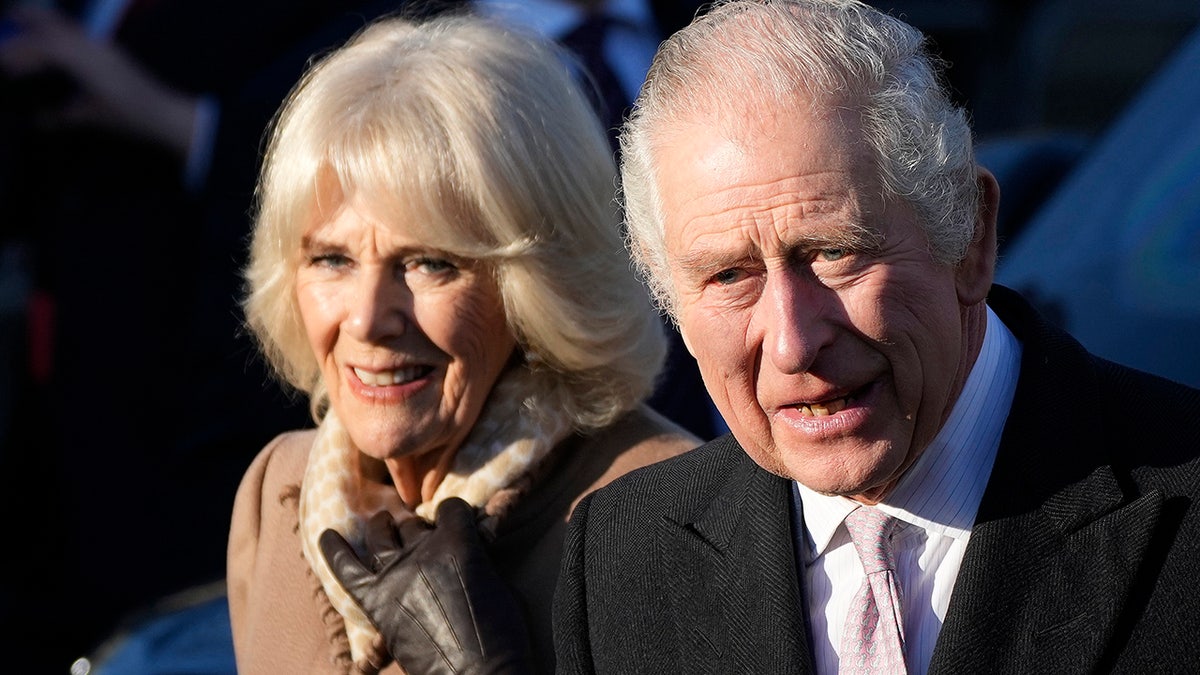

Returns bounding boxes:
[297,364,573,673]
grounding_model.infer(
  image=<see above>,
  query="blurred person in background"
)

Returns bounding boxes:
[0,0,368,667]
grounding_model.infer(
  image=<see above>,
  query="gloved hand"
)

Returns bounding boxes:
[319,497,535,675]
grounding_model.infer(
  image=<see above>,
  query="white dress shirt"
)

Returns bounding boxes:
[795,306,1022,674]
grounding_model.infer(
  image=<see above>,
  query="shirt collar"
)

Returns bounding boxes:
[797,305,1022,557]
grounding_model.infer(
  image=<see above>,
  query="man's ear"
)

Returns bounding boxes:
[956,167,1000,305]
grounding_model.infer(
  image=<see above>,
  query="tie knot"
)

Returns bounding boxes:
[844,507,899,575]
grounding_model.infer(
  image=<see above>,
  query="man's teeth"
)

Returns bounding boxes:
[799,397,848,416]
[354,367,424,386]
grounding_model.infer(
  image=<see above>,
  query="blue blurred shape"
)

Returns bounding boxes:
[0,17,22,42]
[996,26,1200,388]
[80,587,236,675]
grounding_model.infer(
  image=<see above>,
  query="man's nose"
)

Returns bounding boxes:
[758,266,834,374]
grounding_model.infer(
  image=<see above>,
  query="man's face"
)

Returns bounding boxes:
[658,101,978,503]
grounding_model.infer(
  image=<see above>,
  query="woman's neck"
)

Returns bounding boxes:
[385,447,457,508]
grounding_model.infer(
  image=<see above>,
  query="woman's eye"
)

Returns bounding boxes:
[309,253,350,269]
[408,256,459,275]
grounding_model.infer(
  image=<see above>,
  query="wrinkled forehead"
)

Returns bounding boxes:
[652,88,870,180]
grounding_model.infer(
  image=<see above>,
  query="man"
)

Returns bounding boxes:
[552,1,1200,673]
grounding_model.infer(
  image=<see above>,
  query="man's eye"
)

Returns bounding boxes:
[818,248,847,262]
[712,269,743,285]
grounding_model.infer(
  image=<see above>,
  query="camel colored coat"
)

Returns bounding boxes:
[227,404,699,675]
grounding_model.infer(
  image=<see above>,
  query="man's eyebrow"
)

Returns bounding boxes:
[673,245,762,279]
[787,222,885,254]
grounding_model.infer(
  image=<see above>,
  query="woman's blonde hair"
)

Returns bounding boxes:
[243,12,665,429]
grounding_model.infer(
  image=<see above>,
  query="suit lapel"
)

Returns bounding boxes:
[931,287,1166,673]
[930,466,1163,673]
[659,437,815,674]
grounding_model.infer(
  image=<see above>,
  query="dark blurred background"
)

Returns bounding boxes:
[892,0,1200,393]
[0,0,1197,672]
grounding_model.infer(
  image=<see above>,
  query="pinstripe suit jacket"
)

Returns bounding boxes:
[553,285,1200,674]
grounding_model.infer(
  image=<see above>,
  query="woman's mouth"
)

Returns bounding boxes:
[353,366,432,386]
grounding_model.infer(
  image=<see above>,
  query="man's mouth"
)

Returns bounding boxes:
[795,382,873,417]
[353,366,432,387]
[797,395,851,417]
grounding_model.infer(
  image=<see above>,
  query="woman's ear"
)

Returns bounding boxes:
[956,167,1000,305]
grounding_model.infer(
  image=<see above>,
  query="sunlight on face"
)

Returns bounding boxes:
[660,102,969,503]
[295,196,517,465]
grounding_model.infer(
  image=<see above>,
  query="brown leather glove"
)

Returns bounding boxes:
[318,497,535,675]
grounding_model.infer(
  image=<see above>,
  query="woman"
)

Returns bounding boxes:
[226,11,700,675]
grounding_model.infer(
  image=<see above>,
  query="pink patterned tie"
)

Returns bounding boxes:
[839,507,906,674]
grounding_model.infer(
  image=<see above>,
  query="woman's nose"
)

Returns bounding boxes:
[345,268,410,342]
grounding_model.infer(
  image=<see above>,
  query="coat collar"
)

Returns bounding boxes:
[659,436,816,673]
[930,286,1165,673]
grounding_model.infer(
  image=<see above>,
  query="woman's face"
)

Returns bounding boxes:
[296,196,517,462]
